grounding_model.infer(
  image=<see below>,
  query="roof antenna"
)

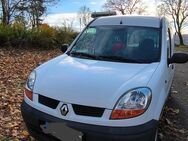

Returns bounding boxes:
[120,20,123,24]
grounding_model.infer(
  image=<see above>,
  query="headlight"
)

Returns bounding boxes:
[27,71,36,91]
[25,71,36,101]
[110,87,152,119]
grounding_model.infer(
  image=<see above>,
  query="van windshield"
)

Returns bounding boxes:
[69,26,161,63]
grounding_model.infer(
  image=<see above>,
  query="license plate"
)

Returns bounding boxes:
[40,122,83,141]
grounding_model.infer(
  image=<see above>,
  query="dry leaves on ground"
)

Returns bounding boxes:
[159,104,188,140]
[0,47,187,141]
[0,47,61,140]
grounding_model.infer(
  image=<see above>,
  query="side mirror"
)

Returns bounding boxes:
[61,44,69,53]
[168,53,188,64]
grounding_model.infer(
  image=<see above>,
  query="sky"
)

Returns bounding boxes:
[43,0,108,30]
[43,0,157,31]
[47,0,107,14]
[43,0,188,33]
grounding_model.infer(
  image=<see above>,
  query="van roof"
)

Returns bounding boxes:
[90,15,162,28]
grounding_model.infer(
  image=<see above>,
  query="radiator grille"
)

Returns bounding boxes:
[38,95,60,109]
[72,104,105,117]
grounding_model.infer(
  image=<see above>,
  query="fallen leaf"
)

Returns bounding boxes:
[179,129,186,134]
[158,133,164,139]
[185,82,188,86]
[173,109,180,114]
[172,90,178,94]
[0,48,61,140]
[21,130,29,137]
[165,118,172,125]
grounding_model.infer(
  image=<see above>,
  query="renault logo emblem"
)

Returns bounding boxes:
[60,104,69,116]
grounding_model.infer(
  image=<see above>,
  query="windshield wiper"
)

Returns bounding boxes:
[70,52,99,60]
[69,52,152,63]
[98,55,149,63]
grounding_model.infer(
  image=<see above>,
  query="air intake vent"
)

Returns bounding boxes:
[72,104,105,117]
[38,95,60,109]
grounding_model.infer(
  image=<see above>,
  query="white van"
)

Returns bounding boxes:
[21,15,188,141]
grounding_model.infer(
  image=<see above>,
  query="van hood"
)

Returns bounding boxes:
[34,55,159,109]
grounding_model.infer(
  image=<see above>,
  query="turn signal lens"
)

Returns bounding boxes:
[111,109,145,119]
[25,88,33,101]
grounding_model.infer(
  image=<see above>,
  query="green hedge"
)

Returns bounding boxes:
[0,24,79,49]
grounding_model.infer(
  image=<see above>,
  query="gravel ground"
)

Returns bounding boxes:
[172,61,188,129]
[161,49,188,141]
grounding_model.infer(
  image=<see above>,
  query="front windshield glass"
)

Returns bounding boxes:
[69,26,161,63]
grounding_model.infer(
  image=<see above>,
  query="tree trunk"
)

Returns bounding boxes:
[1,0,8,25]
[2,11,8,25]
[177,32,184,45]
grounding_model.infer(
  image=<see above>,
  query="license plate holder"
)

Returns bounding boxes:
[40,122,83,141]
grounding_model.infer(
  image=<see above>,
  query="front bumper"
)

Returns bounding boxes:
[21,101,158,141]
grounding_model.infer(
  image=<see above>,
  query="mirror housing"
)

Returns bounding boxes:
[61,44,69,53]
[168,53,188,64]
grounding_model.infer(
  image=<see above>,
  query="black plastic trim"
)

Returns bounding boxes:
[72,104,104,117]
[21,101,158,141]
[38,95,60,109]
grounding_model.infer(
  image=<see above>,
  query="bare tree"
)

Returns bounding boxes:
[21,0,60,28]
[78,6,91,27]
[158,0,188,45]
[157,3,167,17]
[14,15,27,26]
[0,0,23,25]
[26,0,46,28]
[62,18,75,32]
[103,0,146,15]
[0,0,60,27]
